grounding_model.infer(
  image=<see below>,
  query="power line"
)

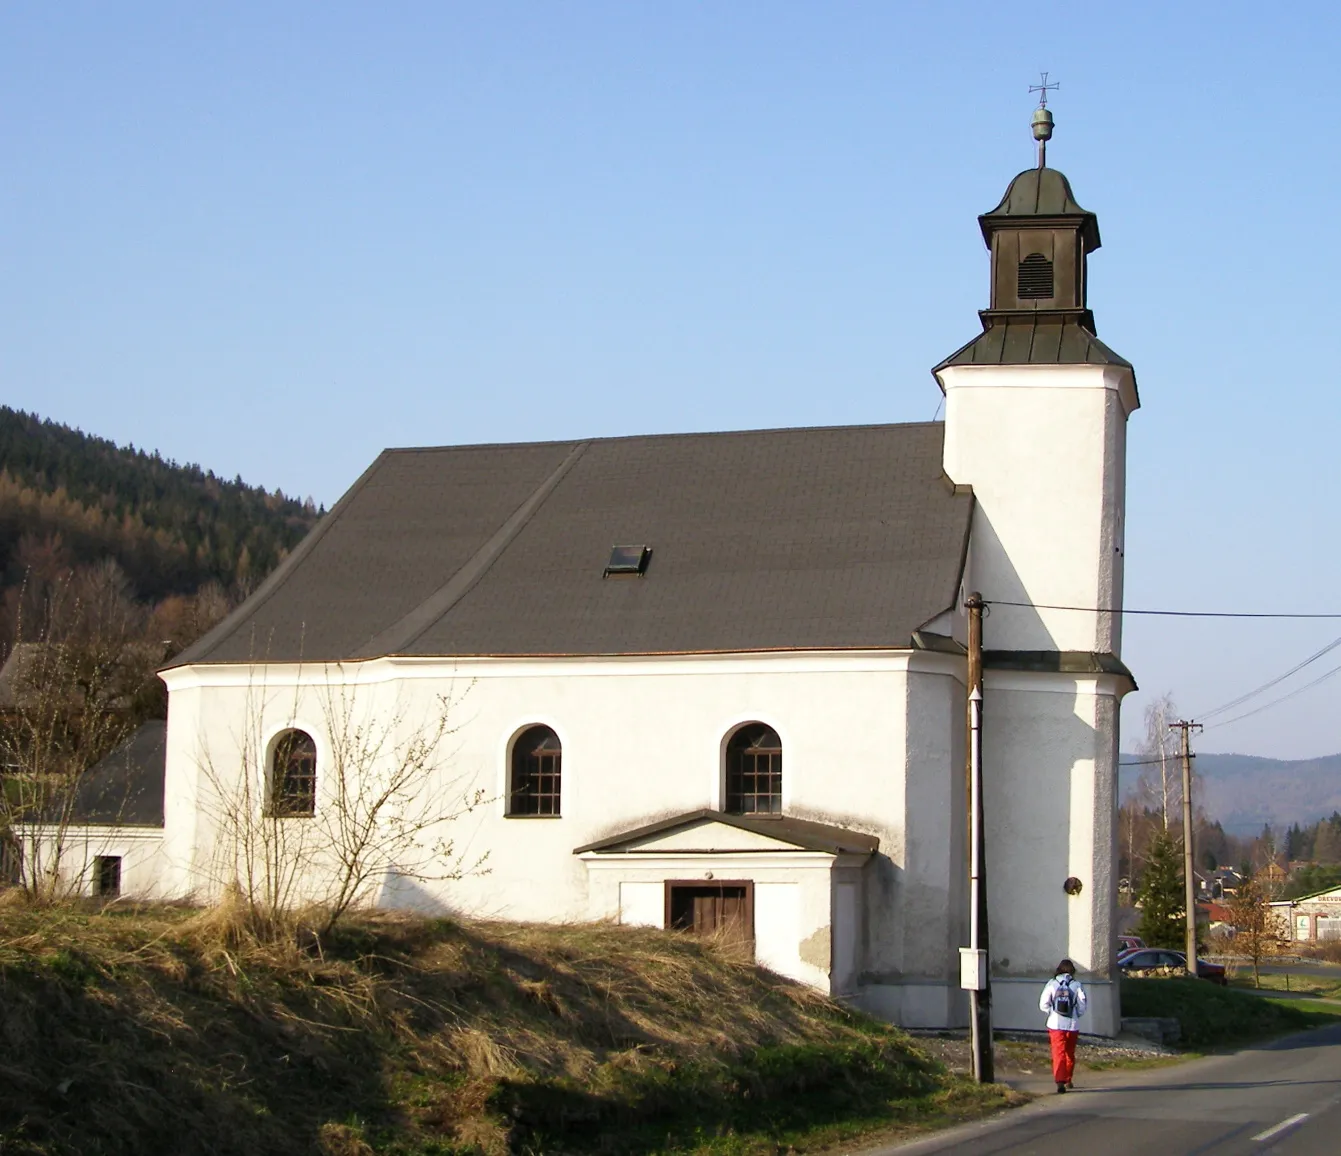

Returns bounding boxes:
[1196,631,1341,721]
[1205,661,1341,731]
[979,597,1341,729]
[983,600,1341,619]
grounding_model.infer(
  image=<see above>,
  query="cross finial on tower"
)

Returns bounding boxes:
[1028,72,1058,169]
[1029,71,1059,109]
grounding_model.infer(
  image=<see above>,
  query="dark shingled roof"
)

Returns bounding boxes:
[70,721,166,827]
[172,423,972,665]
[573,809,880,856]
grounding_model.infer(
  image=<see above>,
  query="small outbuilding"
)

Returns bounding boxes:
[1270,885,1341,943]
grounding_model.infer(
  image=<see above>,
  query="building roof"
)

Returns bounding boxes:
[171,422,973,665]
[573,809,880,856]
[934,313,1132,372]
[0,643,41,709]
[69,721,166,828]
[1270,884,1341,907]
[979,167,1100,250]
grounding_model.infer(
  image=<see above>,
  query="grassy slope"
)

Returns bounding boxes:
[1120,976,1341,1049]
[0,907,1011,1156]
[1228,972,1341,999]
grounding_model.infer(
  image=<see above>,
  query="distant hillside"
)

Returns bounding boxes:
[0,406,321,603]
[1121,751,1341,835]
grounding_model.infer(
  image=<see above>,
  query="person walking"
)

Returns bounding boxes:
[1039,958,1087,1093]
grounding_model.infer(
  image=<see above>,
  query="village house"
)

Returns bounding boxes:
[40,120,1140,1036]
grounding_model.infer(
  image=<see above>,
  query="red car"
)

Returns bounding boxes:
[1118,948,1227,985]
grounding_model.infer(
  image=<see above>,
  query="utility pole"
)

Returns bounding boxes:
[959,592,993,1083]
[1170,720,1203,972]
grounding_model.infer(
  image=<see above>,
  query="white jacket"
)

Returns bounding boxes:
[1039,975,1087,1032]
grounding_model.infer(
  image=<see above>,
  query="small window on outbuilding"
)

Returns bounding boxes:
[269,729,317,817]
[604,545,651,577]
[725,723,782,815]
[509,725,562,816]
[1017,252,1055,300]
[94,855,121,898]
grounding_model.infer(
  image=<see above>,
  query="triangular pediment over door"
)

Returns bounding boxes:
[573,809,879,857]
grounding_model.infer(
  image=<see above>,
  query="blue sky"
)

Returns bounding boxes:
[3,2,1339,758]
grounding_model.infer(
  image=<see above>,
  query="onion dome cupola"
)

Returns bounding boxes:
[934,99,1131,377]
[979,167,1098,315]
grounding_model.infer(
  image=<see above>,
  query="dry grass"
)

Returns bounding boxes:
[0,902,1009,1155]
[1300,940,1341,965]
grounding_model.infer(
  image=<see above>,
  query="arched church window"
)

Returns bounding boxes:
[1017,252,1054,300]
[510,725,562,816]
[725,724,782,815]
[269,729,317,817]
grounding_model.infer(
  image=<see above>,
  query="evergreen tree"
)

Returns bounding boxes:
[1283,863,1341,900]
[1137,830,1186,950]
[1315,821,1341,864]
[1286,822,1306,861]
[0,405,323,652]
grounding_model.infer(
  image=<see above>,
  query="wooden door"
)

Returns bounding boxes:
[665,881,754,958]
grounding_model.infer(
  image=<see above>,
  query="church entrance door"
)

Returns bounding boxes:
[664,881,754,958]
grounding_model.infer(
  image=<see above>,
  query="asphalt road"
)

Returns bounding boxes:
[871,1023,1341,1156]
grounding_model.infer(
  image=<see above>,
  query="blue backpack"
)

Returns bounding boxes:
[1053,977,1076,1018]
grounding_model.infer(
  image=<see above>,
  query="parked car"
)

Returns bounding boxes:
[1117,934,1145,955]
[1118,948,1227,985]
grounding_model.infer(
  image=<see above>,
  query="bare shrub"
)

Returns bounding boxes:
[196,660,489,938]
[1228,877,1282,988]
[312,673,488,933]
[0,565,153,902]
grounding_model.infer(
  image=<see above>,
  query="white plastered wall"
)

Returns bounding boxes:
[977,671,1122,1036]
[938,360,1135,1037]
[939,362,1136,654]
[857,660,969,1028]
[581,846,856,992]
[22,825,168,901]
[160,650,966,1006]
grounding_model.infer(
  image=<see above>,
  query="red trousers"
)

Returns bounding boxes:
[1049,1029,1078,1084]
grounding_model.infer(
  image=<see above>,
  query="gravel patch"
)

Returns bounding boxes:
[904,1028,1177,1078]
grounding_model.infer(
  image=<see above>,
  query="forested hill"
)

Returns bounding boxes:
[0,406,322,603]
[1121,750,1341,835]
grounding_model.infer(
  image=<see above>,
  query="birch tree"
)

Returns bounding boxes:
[1136,692,1185,832]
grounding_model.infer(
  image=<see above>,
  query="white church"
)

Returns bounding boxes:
[65,130,1138,1036]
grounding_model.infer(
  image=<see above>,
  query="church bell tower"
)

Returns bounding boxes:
[933,98,1138,657]
[931,95,1138,1037]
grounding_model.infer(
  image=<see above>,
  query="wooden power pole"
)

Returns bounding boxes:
[961,592,993,1083]
[1170,720,1202,972]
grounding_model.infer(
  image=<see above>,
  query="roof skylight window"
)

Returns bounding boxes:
[605,545,651,577]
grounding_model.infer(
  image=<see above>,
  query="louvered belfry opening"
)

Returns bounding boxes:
[1017,252,1055,300]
